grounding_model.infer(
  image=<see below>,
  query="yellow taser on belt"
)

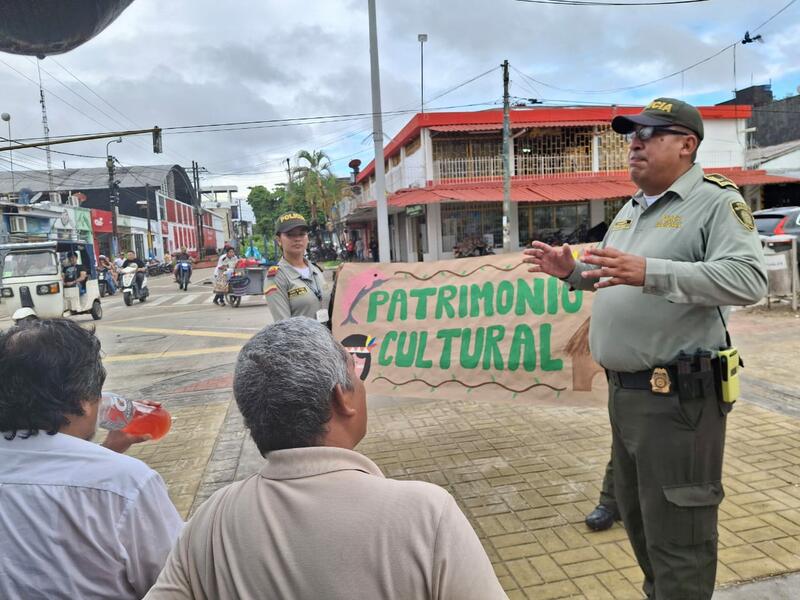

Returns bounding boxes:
[718,347,740,403]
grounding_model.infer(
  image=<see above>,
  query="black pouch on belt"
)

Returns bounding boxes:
[675,351,718,426]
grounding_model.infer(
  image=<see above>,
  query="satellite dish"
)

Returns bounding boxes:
[0,0,135,57]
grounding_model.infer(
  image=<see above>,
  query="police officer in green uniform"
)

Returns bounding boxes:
[523,98,767,600]
[265,212,331,326]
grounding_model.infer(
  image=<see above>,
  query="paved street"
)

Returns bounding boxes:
[3,271,799,598]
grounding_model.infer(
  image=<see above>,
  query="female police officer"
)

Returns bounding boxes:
[264,212,331,326]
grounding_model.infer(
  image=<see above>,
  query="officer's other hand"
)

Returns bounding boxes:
[522,241,575,279]
[581,247,646,288]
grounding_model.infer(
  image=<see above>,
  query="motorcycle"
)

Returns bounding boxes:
[98,268,115,297]
[175,261,191,291]
[120,265,149,306]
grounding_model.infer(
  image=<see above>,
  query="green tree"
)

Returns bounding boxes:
[291,150,342,225]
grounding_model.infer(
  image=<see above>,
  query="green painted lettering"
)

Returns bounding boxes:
[483,325,505,370]
[540,323,563,371]
[561,284,583,314]
[435,285,457,319]
[496,281,514,315]
[395,332,417,368]
[460,328,484,369]
[414,331,433,368]
[508,324,536,372]
[470,283,494,317]
[458,285,469,318]
[367,291,390,323]
[409,287,437,320]
[547,276,559,315]
[515,278,545,316]
[436,328,462,369]
[378,331,397,366]
[387,289,408,322]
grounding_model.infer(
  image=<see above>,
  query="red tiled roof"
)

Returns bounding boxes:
[388,168,798,207]
[357,105,754,183]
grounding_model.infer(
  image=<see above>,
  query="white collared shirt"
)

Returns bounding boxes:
[0,431,183,599]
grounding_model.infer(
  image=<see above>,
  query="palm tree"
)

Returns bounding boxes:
[291,150,341,225]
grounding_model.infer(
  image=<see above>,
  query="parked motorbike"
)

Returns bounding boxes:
[120,265,149,306]
[175,261,191,291]
[146,260,163,277]
[453,236,495,258]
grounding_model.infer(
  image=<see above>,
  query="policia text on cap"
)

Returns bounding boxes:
[523,98,767,600]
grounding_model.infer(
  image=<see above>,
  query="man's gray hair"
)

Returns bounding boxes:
[233,317,353,454]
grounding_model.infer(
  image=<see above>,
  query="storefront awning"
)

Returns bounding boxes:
[390,169,800,207]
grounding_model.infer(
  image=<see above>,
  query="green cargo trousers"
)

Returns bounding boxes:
[608,378,726,600]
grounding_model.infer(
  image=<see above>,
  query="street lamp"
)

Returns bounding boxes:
[418,34,427,114]
[1,113,13,195]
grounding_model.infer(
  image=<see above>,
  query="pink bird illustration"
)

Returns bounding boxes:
[339,268,390,326]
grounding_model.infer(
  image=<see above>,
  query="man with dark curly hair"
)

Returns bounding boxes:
[0,319,183,599]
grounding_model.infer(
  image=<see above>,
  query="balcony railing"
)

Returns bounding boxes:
[432,154,626,183]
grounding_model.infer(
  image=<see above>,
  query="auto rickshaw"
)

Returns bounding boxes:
[0,240,103,322]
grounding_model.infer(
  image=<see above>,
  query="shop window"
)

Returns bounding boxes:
[518,202,590,246]
[441,203,503,253]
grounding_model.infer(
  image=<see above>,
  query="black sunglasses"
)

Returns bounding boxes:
[624,126,691,143]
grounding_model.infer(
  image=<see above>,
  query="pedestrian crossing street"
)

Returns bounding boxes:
[103,292,265,311]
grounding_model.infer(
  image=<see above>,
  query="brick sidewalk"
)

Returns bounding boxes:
[129,308,800,598]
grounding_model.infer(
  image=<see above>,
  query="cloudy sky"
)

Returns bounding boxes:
[0,0,798,198]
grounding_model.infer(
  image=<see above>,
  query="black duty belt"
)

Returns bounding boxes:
[606,355,720,394]
[606,368,677,391]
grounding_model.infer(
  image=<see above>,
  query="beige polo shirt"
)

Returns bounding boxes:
[145,447,507,600]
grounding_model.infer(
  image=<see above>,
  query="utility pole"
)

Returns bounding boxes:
[418,34,427,113]
[368,0,390,263]
[107,155,119,256]
[36,59,54,195]
[144,183,152,256]
[191,161,204,257]
[502,59,511,253]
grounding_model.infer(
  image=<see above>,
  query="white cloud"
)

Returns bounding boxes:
[0,0,797,191]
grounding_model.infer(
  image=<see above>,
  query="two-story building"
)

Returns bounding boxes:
[342,105,797,262]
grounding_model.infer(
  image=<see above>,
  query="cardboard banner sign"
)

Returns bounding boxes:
[332,251,607,406]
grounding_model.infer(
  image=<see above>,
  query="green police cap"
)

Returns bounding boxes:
[612,98,704,141]
[276,212,309,234]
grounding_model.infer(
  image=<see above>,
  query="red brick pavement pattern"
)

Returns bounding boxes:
[359,397,800,599]
[174,374,234,394]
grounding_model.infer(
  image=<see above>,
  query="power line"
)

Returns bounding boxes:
[510,0,798,95]
[50,57,141,129]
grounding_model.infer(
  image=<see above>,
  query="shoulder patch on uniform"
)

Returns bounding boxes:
[267,265,280,278]
[730,200,755,232]
[704,173,739,190]
[264,283,278,296]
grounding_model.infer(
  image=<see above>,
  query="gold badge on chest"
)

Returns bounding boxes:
[655,214,682,229]
[611,219,632,231]
[288,287,308,298]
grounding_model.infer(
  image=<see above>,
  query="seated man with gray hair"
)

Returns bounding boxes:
[146,317,507,600]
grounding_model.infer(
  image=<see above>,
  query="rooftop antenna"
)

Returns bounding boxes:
[36,57,55,196]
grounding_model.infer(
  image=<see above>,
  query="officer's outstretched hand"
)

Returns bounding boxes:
[522,241,575,279]
[581,247,646,288]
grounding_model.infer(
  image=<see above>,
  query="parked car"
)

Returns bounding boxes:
[753,206,800,237]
